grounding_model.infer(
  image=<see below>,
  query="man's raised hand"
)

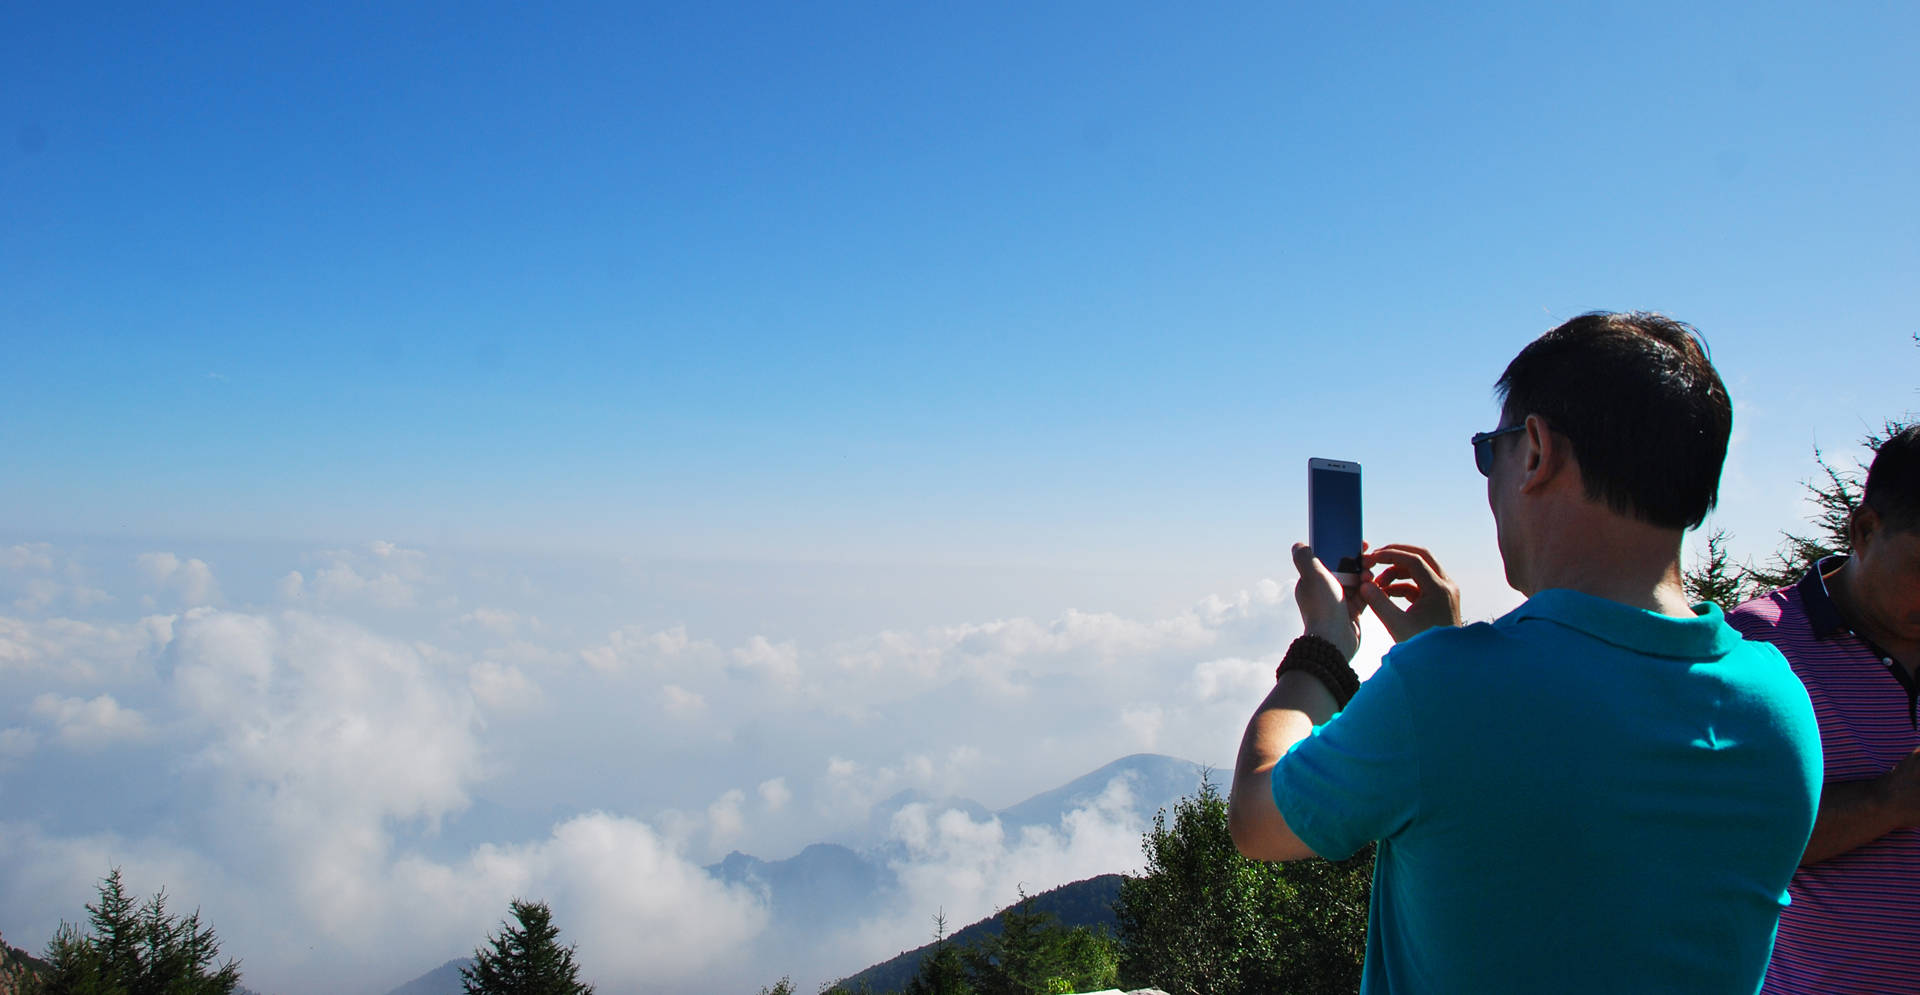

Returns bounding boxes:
[1361,543,1463,643]
[1291,542,1366,661]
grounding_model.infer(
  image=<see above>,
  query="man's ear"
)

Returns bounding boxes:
[1518,414,1566,495]
[1850,504,1880,556]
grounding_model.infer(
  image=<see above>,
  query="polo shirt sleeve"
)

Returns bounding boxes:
[1271,657,1420,860]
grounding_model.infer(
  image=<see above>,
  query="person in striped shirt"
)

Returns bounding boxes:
[1729,423,1920,994]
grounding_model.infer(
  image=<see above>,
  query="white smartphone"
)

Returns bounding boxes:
[1308,457,1363,585]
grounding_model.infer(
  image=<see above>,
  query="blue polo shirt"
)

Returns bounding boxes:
[1273,589,1822,994]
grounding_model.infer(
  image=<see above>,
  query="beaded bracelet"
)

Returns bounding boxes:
[1275,635,1361,708]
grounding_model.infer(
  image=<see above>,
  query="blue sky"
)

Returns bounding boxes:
[7,1,1913,567]
[2,3,1916,992]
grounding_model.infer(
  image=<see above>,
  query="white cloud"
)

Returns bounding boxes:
[135,552,221,607]
[2,543,55,572]
[707,789,747,848]
[820,751,969,819]
[1119,705,1164,750]
[9,577,113,614]
[277,571,306,601]
[581,624,701,673]
[169,610,480,830]
[32,693,148,750]
[821,582,1290,701]
[455,608,529,637]
[0,614,175,684]
[70,585,113,608]
[304,542,431,610]
[13,578,63,614]
[758,777,791,812]
[661,684,706,717]
[312,562,414,609]
[1187,655,1278,703]
[730,636,800,687]
[830,775,1148,971]
[470,662,540,714]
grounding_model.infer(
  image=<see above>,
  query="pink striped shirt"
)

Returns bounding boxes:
[1729,557,1920,995]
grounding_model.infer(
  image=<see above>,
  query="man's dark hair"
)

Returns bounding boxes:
[1494,311,1731,531]
[1864,423,1920,534]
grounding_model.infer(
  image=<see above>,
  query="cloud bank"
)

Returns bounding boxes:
[0,539,1356,994]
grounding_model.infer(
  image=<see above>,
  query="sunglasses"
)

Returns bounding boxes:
[1470,425,1526,477]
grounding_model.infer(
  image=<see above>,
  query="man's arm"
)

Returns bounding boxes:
[1228,543,1362,862]
[1802,748,1920,865]
[1229,671,1340,861]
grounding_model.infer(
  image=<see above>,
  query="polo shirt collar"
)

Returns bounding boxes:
[1507,588,1744,659]
[1796,555,1851,639]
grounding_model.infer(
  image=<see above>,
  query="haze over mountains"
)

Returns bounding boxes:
[384,754,1212,995]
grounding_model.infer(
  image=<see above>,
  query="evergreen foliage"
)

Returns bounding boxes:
[1115,773,1370,995]
[1684,528,1758,612]
[826,876,1122,995]
[1741,431,1891,590]
[34,869,241,995]
[902,914,973,995]
[2,933,50,995]
[460,900,593,995]
[1685,329,1914,601]
[1684,422,1908,602]
[959,891,1118,995]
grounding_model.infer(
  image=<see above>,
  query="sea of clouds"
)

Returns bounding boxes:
[0,538,1397,994]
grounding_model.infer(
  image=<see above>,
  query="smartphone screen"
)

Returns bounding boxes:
[1309,458,1363,581]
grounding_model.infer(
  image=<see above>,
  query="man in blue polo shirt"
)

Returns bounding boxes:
[1228,312,1823,993]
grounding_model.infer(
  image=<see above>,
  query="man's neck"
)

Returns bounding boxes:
[1522,506,1694,617]
[1529,559,1693,616]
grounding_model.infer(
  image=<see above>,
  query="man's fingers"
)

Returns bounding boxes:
[1368,548,1443,587]
[1379,581,1420,599]
[1375,543,1449,579]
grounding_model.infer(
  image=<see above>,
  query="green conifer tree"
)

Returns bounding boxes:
[903,913,974,995]
[1684,528,1758,612]
[37,869,241,995]
[460,900,594,995]
[961,889,1118,995]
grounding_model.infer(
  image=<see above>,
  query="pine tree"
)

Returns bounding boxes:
[961,890,1118,995]
[1684,528,1758,613]
[903,913,974,995]
[37,869,241,995]
[1744,434,1889,590]
[460,900,594,995]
